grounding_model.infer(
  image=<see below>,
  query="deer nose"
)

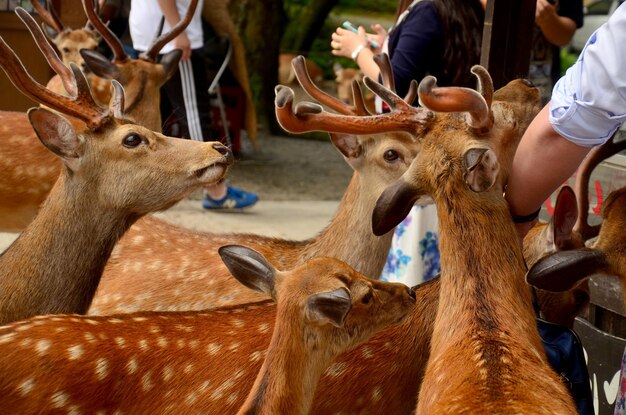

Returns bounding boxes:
[212,143,233,163]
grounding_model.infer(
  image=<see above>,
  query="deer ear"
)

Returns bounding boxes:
[305,287,352,328]
[549,186,578,249]
[28,108,83,163]
[526,248,607,292]
[372,179,418,236]
[81,49,122,80]
[218,245,277,297]
[464,148,499,192]
[159,49,183,82]
[41,22,58,39]
[330,133,362,159]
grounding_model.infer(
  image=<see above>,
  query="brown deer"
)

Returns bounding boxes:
[369,67,576,413]
[527,133,626,301]
[0,63,594,414]
[0,245,415,414]
[31,0,100,73]
[0,0,197,232]
[0,7,232,325]
[87,54,421,314]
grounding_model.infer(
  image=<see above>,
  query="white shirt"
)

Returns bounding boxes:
[129,0,204,54]
[550,2,626,147]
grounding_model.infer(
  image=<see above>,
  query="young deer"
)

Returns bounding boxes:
[368,67,576,413]
[0,8,232,325]
[88,55,421,314]
[0,245,415,414]
[0,0,197,232]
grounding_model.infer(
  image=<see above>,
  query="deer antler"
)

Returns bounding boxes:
[275,81,432,135]
[574,132,626,240]
[82,0,128,63]
[0,8,114,129]
[140,0,199,62]
[418,65,493,132]
[31,0,64,33]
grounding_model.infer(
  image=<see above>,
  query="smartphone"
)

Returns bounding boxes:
[342,21,379,49]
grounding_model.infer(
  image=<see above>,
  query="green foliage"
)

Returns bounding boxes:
[560,48,579,76]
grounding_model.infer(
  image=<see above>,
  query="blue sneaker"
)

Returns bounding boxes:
[202,186,259,210]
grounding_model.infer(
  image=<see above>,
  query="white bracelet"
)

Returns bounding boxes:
[351,44,366,61]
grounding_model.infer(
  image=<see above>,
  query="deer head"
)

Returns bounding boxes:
[0,7,232,324]
[31,0,100,72]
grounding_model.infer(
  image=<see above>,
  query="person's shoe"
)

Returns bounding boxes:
[202,186,259,210]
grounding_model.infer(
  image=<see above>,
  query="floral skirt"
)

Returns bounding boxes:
[380,204,440,286]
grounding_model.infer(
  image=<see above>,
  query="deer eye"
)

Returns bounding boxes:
[383,149,399,162]
[62,47,70,53]
[122,134,144,148]
[361,291,373,304]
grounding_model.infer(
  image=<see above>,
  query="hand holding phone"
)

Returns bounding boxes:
[342,21,379,49]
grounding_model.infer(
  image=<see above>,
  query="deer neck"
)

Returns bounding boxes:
[0,172,139,324]
[432,190,540,350]
[239,315,335,415]
[304,174,393,277]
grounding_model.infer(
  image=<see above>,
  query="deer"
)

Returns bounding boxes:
[31,0,100,74]
[87,54,422,314]
[0,0,198,232]
[0,7,232,326]
[365,66,577,413]
[0,245,416,414]
[526,133,626,303]
[0,62,597,414]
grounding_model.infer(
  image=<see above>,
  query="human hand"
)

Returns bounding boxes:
[174,32,192,61]
[535,0,557,27]
[369,23,387,53]
[331,26,368,59]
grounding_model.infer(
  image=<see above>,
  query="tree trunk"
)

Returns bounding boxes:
[282,0,339,54]
[230,0,286,134]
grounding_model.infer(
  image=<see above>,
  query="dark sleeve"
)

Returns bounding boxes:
[388,1,444,96]
[558,0,584,28]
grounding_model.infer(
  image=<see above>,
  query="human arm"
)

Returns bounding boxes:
[535,0,577,47]
[506,3,626,238]
[331,26,382,80]
[157,0,191,60]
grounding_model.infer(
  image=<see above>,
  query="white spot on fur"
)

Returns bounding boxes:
[0,333,16,344]
[177,339,186,349]
[133,317,148,322]
[108,318,123,324]
[127,357,138,374]
[157,337,168,348]
[17,378,35,396]
[249,351,264,363]
[162,366,173,382]
[67,345,84,360]
[96,358,109,380]
[207,342,221,355]
[19,338,32,347]
[175,325,193,332]
[15,324,32,332]
[84,332,96,343]
[184,363,194,374]
[51,391,69,408]
[227,392,239,405]
[228,342,240,351]
[230,319,244,328]
[139,339,149,351]
[85,319,99,325]
[361,346,374,359]
[210,379,234,401]
[327,362,346,377]
[149,326,160,334]
[36,339,51,354]
[189,339,199,349]
[372,386,382,402]
[142,372,153,392]
[115,337,126,348]
[257,323,270,333]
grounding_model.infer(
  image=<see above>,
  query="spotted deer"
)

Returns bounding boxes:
[0,245,415,414]
[0,8,232,325]
[0,62,592,414]
[367,67,576,413]
[88,54,421,314]
[0,0,197,232]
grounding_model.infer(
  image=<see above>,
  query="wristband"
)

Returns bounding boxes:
[351,44,366,61]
